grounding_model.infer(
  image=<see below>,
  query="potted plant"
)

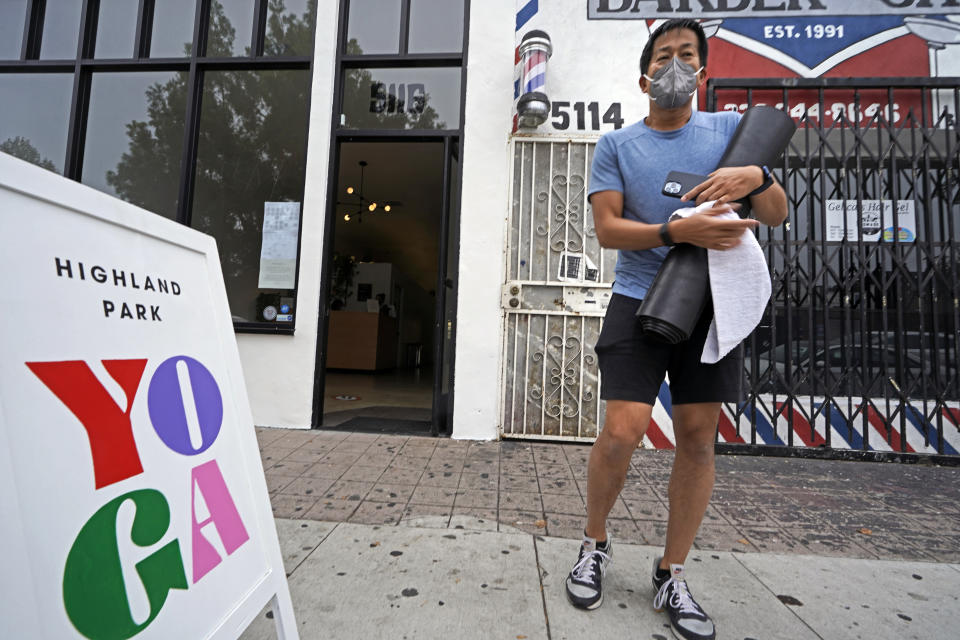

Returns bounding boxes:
[329,252,356,310]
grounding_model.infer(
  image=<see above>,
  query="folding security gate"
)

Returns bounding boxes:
[501,79,960,459]
[707,78,960,459]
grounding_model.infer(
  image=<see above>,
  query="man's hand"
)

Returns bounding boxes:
[670,202,759,250]
[681,166,763,206]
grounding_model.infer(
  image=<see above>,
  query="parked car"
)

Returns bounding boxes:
[748,336,955,399]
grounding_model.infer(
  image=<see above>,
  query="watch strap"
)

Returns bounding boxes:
[749,164,774,197]
[659,221,675,247]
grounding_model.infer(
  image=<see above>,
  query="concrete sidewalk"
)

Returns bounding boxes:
[241,518,960,640]
[243,428,960,638]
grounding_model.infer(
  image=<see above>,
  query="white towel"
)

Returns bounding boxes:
[669,201,771,364]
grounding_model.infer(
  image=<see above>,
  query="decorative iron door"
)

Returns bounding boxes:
[500,138,616,440]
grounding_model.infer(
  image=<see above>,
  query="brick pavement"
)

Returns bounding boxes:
[257,427,960,563]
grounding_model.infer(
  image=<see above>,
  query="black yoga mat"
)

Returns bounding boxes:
[636,106,797,344]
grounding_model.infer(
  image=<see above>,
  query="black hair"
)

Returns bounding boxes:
[639,19,708,76]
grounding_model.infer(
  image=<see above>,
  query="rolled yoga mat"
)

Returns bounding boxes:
[636,105,797,343]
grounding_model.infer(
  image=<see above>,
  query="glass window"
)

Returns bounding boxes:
[40,0,83,59]
[341,67,461,129]
[151,0,197,57]
[346,0,400,55]
[191,69,311,323]
[264,0,316,56]
[95,0,139,58]
[0,0,28,60]
[0,74,72,173]
[81,72,188,220]
[408,0,463,54]
[206,0,254,57]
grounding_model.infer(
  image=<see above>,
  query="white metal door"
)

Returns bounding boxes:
[500,138,616,440]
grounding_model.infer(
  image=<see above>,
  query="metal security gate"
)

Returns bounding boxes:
[708,78,960,460]
[500,138,614,440]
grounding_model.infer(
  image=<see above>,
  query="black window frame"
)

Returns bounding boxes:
[0,0,317,335]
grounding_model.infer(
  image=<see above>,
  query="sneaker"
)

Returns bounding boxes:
[652,557,716,640]
[564,538,612,610]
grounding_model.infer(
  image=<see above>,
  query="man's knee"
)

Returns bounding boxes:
[596,402,650,454]
[672,404,720,464]
[599,422,642,453]
[675,437,715,466]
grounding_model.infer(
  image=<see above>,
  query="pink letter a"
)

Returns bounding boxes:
[191,459,250,583]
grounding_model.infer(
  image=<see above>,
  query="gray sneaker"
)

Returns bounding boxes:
[564,539,612,610]
[652,557,716,640]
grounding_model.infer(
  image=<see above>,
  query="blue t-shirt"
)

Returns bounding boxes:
[588,109,741,300]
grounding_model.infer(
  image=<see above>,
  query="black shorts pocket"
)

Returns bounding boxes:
[595,294,643,354]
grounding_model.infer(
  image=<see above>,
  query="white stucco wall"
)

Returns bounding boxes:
[450,0,517,440]
[235,1,339,429]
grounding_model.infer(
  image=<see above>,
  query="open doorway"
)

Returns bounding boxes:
[321,141,445,433]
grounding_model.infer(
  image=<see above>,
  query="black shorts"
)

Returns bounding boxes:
[595,293,744,405]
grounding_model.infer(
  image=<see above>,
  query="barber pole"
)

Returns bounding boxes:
[516,30,553,128]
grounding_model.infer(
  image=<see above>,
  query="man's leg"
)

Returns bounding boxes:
[585,400,653,540]
[659,402,720,567]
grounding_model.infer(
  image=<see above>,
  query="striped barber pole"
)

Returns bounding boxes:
[521,48,548,94]
[513,0,541,132]
[642,381,960,456]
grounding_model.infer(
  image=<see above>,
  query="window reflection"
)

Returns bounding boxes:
[347,0,400,55]
[265,0,317,56]
[151,0,197,57]
[0,74,72,173]
[82,72,188,220]
[341,67,461,130]
[40,0,83,59]
[95,0,138,58]
[0,0,28,60]
[191,69,311,322]
[206,0,254,57]
[409,0,463,54]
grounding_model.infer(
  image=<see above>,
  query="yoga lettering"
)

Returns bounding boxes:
[27,356,249,640]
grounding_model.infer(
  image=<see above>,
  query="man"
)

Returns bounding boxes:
[564,18,788,640]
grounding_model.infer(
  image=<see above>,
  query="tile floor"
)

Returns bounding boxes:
[257,427,960,562]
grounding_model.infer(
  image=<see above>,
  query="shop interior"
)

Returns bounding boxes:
[321,141,445,432]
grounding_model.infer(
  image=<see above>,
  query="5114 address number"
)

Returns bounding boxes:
[551,101,624,131]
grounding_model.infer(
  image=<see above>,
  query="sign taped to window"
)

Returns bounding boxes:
[558,251,600,283]
[825,199,916,242]
[258,201,301,289]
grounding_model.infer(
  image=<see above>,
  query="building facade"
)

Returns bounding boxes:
[2,0,959,454]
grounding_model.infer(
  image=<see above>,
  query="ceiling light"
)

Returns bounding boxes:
[336,161,402,224]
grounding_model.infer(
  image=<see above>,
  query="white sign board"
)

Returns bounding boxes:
[825,199,917,242]
[258,201,301,289]
[0,154,298,640]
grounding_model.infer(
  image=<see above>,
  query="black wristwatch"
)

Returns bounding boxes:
[659,221,675,247]
[749,164,774,197]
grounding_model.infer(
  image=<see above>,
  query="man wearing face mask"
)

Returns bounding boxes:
[564,18,788,640]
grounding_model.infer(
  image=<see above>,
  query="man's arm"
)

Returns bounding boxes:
[681,165,788,227]
[591,190,662,250]
[591,190,759,251]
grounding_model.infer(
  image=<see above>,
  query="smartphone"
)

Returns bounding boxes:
[661,170,707,198]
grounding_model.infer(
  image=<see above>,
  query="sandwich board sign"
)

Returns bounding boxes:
[0,153,298,640]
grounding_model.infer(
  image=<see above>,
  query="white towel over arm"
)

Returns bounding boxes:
[670,201,772,364]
